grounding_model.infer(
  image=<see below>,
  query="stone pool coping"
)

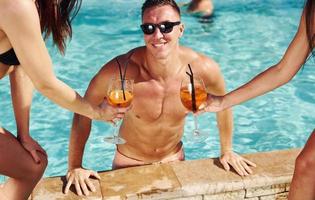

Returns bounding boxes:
[29,148,300,200]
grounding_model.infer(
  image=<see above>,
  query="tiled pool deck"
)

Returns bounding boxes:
[30,148,300,200]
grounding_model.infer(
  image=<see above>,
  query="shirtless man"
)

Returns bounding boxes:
[64,0,256,196]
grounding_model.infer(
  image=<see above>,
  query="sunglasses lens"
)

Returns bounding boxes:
[141,24,155,34]
[141,22,180,35]
[160,22,173,33]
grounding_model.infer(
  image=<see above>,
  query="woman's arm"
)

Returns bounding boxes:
[10,66,47,163]
[0,0,103,120]
[207,9,310,112]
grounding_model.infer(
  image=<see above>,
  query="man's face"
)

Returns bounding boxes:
[142,5,183,60]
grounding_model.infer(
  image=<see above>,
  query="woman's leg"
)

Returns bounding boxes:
[10,66,34,139]
[288,129,315,200]
[0,127,47,200]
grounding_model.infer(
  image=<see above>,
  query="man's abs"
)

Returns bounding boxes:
[118,116,184,162]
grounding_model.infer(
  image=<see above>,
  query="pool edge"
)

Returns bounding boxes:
[31,148,300,200]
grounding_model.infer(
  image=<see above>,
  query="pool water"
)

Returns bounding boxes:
[0,0,313,178]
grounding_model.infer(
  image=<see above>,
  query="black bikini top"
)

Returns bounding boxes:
[0,48,20,65]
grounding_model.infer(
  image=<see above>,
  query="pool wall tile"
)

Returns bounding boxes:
[285,183,290,192]
[170,159,244,196]
[31,149,300,200]
[259,192,289,200]
[32,176,102,200]
[246,184,286,198]
[245,198,259,200]
[203,190,246,200]
[99,164,181,199]
[170,196,203,200]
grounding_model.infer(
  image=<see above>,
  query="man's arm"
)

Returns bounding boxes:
[64,70,105,196]
[197,55,256,176]
[64,58,132,196]
[65,57,135,196]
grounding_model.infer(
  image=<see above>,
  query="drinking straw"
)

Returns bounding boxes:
[122,51,134,81]
[115,58,126,100]
[186,64,197,112]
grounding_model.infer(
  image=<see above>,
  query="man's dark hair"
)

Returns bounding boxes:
[141,0,181,18]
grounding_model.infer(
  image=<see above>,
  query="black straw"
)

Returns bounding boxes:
[122,51,134,81]
[115,58,126,100]
[187,64,197,112]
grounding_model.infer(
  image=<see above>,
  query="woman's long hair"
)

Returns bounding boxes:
[36,0,82,54]
[305,0,315,55]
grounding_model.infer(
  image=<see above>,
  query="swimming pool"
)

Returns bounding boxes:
[0,0,313,179]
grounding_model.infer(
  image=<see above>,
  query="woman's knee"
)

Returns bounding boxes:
[295,151,315,173]
[32,153,48,178]
[23,153,48,181]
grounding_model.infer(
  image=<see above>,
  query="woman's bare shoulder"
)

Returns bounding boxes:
[0,0,39,33]
[0,0,36,23]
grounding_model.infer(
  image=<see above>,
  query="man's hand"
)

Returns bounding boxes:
[18,135,47,164]
[220,151,256,176]
[64,168,101,196]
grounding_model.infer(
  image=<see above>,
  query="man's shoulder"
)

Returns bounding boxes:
[106,47,143,65]
[180,46,197,57]
[116,47,144,70]
[97,47,142,79]
[118,47,145,61]
[180,46,217,67]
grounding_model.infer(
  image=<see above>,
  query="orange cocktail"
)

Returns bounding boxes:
[180,74,209,140]
[180,86,207,112]
[104,78,134,144]
[108,90,133,108]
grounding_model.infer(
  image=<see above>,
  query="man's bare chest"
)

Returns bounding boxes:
[130,80,186,122]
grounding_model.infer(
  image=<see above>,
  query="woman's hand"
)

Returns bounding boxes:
[93,100,131,124]
[18,135,47,164]
[64,168,101,196]
[198,94,225,113]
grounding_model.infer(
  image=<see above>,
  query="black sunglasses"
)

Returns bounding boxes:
[140,21,181,35]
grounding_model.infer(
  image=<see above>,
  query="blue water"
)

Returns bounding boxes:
[0,0,313,179]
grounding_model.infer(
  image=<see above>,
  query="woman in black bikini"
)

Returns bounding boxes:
[0,0,112,199]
